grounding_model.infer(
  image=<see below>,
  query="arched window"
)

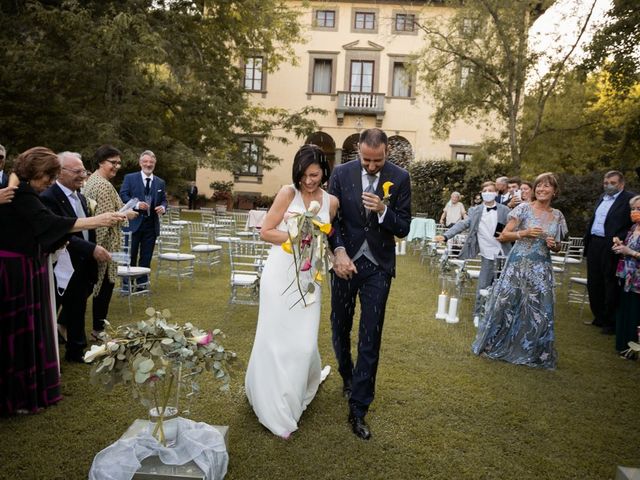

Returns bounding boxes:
[305,132,336,170]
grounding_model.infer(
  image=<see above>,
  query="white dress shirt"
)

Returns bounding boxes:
[477,204,502,260]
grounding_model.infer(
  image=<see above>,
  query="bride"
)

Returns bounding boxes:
[245,145,338,438]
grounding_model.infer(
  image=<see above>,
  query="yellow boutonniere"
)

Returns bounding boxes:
[382,181,394,205]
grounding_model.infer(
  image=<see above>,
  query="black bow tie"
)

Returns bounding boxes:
[486,206,497,212]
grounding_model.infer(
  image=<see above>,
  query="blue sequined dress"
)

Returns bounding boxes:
[472,202,567,369]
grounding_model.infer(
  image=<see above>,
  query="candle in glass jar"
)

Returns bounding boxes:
[446,297,459,323]
[436,292,448,320]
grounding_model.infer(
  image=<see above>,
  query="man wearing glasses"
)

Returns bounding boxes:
[40,152,111,362]
[120,150,168,288]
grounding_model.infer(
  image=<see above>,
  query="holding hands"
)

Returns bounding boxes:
[332,249,358,280]
[0,186,17,204]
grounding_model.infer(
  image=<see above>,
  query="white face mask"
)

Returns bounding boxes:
[482,192,497,203]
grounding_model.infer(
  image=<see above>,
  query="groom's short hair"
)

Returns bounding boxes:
[359,128,388,149]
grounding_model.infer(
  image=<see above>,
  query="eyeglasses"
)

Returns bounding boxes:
[105,159,122,167]
[62,167,88,176]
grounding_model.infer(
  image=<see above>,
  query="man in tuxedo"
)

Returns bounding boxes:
[435,181,512,327]
[0,144,8,188]
[187,181,198,210]
[328,128,411,440]
[584,170,635,335]
[40,152,111,362]
[495,176,511,205]
[120,150,168,287]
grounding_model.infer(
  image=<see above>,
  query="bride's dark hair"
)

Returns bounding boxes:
[292,144,331,189]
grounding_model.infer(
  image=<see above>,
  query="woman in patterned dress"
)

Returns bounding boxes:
[84,145,136,338]
[472,172,567,369]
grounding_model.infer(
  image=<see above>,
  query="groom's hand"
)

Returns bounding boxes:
[333,248,358,280]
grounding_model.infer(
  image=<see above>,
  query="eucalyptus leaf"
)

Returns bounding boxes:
[135,370,151,384]
[139,358,155,373]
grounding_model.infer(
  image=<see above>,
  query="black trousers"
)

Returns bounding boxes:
[330,256,391,418]
[586,235,621,328]
[92,271,114,331]
[130,218,157,285]
[56,273,92,358]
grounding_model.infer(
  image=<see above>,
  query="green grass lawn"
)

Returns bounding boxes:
[1,219,638,479]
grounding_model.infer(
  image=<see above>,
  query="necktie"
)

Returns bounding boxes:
[486,206,497,212]
[144,177,151,196]
[364,174,376,193]
[71,192,89,240]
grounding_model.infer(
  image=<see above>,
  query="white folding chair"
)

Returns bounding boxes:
[115,231,151,313]
[232,211,255,239]
[188,222,222,274]
[567,276,589,319]
[228,239,268,306]
[214,214,241,245]
[156,233,196,290]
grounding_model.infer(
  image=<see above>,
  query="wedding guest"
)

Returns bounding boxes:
[119,150,167,289]
[584,171,635,335]
[439,191,466,227]
[472,193,482,207]
[40,152,112,362]
[435,181,511,326]
[520,181,533,202]
[472,172,567,369]
[84,145,136,339]
[0,147,124,415]
[187,181,198,210]
[506,177,522,209]
[612,195,640,353]
[495,176,510,205]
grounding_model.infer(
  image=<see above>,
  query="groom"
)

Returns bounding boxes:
[328,128,412,440]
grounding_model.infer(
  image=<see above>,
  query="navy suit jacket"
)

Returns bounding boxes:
[0,171,8,188]
[328,159,412,277]
[584,189,635,255]
[119,172,168,236]
[40,184,98,284]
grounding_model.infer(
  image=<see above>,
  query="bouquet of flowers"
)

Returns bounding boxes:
[280,200,334,307]
[84,307,236,445]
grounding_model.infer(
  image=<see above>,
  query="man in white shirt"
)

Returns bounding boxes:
[436,181,512,326]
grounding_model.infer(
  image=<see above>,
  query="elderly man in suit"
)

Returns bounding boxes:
[435,181,512,327]
[584,170,635,334]
[119,150,168,287]
[328,128,412,440]
[187,181,198,210]
[495,176,511,205]
[40,152,111,362]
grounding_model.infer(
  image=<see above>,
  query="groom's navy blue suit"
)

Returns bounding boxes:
[329,158,411,418]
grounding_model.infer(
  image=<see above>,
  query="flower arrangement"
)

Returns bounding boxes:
[84,307,236,445]
[280,200,333,307]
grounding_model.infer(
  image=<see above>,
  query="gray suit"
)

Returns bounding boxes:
[443,203,512,316]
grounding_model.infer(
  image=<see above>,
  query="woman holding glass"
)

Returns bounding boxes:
[612,195,640,353]
[472,172,567,369]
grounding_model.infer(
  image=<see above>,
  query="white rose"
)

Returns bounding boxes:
[287,216,299,238]
[308,200,321,215]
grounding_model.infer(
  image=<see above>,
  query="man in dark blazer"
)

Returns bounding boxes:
[119,150,168,287]
[435,181,512,326]
[584,170,635,335]
[40,152,111,362]
[328,128,411,440]
[187,181,198,210]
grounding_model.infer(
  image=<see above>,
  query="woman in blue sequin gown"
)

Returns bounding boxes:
[472,173,567,369]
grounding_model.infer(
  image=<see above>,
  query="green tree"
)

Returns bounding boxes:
[414,0,596,173]
[584,0,640,90]
[0,0,321,194]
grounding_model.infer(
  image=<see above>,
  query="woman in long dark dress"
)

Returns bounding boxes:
[0,147,123,415]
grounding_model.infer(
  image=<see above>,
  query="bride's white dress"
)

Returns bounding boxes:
[245,186,330,437]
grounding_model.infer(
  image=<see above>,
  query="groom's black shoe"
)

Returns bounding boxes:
[348,412,371,440]
[342,379,352,399]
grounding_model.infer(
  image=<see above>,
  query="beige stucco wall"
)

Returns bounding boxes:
[197,1,494,199]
